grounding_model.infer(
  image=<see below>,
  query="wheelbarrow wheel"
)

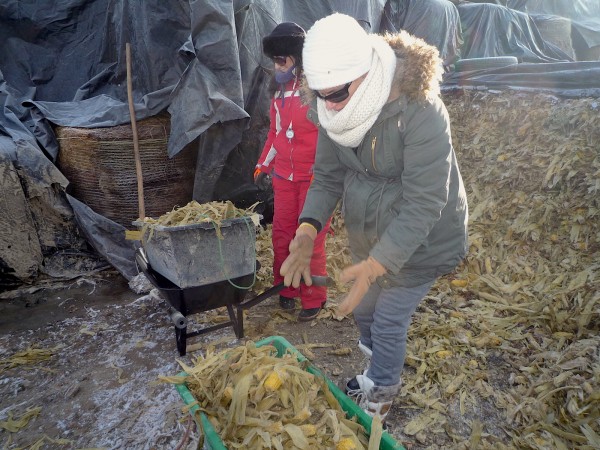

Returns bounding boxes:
[175,326,187,356]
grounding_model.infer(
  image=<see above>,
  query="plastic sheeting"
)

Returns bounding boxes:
[1,0,600,285]
[381,0,463,66]
[0,0,388,282]
[456,2,573,62]
[0,0,249,282]
[443,61,600,98]
[501,0,600,49]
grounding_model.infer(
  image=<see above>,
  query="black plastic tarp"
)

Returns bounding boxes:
[1,1,249,158]
[0,0,389,282]
[381,0,463,66]
[0,0,251,282]
[1,0,600,286]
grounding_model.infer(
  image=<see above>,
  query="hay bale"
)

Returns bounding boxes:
[531,14,575,59]
[56,114,197,228]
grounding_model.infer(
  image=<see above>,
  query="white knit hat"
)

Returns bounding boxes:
[303,13,373,90]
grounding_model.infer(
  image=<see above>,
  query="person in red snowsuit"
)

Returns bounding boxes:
[254,22,330,321]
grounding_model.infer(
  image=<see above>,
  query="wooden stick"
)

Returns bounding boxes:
[125,42,145,221]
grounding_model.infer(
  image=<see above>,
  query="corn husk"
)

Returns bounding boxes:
[0,346,61,374]
[0,407,42,433]
[139,200,260,240]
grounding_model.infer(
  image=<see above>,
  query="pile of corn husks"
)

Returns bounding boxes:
[162,341,383,449]
[252,91,599,448]
[139,200,260,240]
[141,200,258,227]
[141,200,258,228]
[395,91,599,447]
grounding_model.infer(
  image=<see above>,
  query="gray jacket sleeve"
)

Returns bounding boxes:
[300,130,345,227]
[370,99,453,273]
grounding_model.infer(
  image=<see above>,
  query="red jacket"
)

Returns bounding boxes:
[256,78,318,182]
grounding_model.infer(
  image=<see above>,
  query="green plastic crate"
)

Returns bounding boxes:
[174,335,405,450]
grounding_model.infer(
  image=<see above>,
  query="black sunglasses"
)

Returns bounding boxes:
[314,82,352,103]
[271,55,288,65]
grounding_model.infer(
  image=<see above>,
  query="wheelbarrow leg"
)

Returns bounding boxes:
[175,326,187,356]
[237,305,244,339]
[226,303,244,339]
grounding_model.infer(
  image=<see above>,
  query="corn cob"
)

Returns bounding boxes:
[264,371,283,391]
[300,424,317,437]
[337,437,357,450]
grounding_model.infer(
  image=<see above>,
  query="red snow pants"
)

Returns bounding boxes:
[271,176,330,309]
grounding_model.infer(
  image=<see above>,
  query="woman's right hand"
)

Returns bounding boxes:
[280,223,317,288]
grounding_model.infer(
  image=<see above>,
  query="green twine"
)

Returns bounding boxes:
[212,216,257,290]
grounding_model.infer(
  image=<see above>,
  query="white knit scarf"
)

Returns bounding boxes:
[317,35,397,148]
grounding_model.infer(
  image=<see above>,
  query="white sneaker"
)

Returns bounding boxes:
[358,340,372,358]
[355,374,397,422]
[345,369,368,398]
[344,340,372,397]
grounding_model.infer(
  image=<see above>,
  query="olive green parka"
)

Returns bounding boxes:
[300,31,468,288]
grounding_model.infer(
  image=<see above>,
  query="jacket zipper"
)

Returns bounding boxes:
[371,136,378,172]
[289,108,294,176]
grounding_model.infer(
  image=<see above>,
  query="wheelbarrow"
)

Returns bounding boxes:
[135,248,332,356]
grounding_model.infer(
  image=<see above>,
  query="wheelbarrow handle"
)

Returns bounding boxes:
[310,275,336,288]
[270,275,334,293]
[238,275,335,311]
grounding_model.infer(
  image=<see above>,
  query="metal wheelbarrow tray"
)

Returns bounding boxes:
[134,216,257,289]
[174,336,405,450]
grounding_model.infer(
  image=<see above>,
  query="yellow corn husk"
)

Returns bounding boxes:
[254,367,267,381]
[222,386,234,402]
[292,408,312,422]
[489,336,503,347]
[300,424,317,437]
[436,350,453,359]
[450,279,468,288]
[264,371,283,391]
[337,437,357,450]
[484,257,493,273]
[266,421,284,434]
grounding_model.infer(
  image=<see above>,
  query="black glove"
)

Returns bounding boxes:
[254,172,272,191]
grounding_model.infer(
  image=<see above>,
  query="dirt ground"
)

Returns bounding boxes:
[0,269,504,450]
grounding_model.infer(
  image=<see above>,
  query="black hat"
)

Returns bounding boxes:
[262,22,305,59]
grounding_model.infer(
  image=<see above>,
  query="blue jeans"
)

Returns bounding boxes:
[352,281,434,387]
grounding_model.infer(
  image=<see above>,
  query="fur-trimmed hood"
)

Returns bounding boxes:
[301,30,443,105]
